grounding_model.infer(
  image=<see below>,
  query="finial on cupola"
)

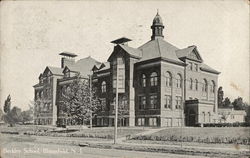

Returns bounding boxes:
[151,10,165,40]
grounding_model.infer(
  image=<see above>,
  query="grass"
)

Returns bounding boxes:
[131,127,250,145]
[71,127,145,138]
[0,125,146,139]
[150,127,250,138]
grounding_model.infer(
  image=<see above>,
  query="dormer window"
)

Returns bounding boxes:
[65,71,70,78]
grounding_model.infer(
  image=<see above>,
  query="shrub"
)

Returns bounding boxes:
[131,135,250,145]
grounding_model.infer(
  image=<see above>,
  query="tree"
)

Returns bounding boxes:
[21,104,34,124]
[4,106,23,125]
[118,97,129,127]
[217,87,224,108]
[4,95,11,113]
[232,97,245,110]
[222,97,231,108]
[0,108,3,122]
[61,74,101,126]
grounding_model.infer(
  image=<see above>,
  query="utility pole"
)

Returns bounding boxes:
[114,62,119,144]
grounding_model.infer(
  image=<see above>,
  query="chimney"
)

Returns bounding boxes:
[59,52,77,68]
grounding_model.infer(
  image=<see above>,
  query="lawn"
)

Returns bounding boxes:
[71,127,145,138]
[151,127,250,138]
[0,125,146,138]
[131,127,250,145]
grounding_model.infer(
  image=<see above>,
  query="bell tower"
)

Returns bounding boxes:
[151,11,164,40]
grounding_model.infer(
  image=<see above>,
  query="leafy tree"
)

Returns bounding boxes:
[222,97,231,108]
[0,108,3,121]
[61,74,101,125]
[245,104,250,123]
[4,95,11,113]
[118,97,129,127]
[21,105,34,124]
[232,97,245,110]
[3,106,23,125]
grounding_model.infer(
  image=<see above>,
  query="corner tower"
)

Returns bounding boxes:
[151,11,164,40]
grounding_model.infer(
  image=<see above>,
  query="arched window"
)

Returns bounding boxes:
[101,81,106,93]
[190,78,193,90]
[195,79,198,90]
[150,72,158,86]
[211,80,215,93]
[166,72,172,87]
[202,79,208,92]
[141,74,146,87]
[40,91,44,98]
[176,74,182,88]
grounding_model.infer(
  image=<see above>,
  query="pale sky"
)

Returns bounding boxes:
[0,0,249,110]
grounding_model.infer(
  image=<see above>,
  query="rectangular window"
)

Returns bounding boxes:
[194,64,198,71]
[149,118,157,126]
[164,95,171,109]
[175,96,182,109]
[189,62,193,71]
[138,118,145,126]
[149,95,157,109]
[139,96,146,109]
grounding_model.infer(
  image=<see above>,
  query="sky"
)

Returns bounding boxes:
[0,0,249,110]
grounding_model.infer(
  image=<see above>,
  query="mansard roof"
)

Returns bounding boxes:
[63,56,101,77]
[107,44,142,62]
[43,66,63,76]
[92,62,110,72]
[119,44,142,59]
[138,38,183,64]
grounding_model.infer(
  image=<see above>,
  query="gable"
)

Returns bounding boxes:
[187,48,203,62]
[43,67,51,76]
[107,45,127,62]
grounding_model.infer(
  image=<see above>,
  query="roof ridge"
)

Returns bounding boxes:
[157,39,162,56]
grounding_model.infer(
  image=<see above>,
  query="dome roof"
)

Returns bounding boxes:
[152,12,163,25]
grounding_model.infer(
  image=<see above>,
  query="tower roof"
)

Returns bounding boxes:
[152,11,163,26]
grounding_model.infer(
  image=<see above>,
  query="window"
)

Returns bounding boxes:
[194,64,198,71]
[208,112,211,123]
[195,79,198,90]
[101,81,106,93]
[150,72,158,86]
[176,74,182,88]
[202,79,208,92]
[190,78,193,90]
[137,118,145,126]
[149,95,157,109]
[211,80,215,93]
[149,118,157,126]
[64,70,70,78]
[202,112,206,122]
[189,62,193,71]
[164,95,171,109]
[139,96,146,109]
[120,97,128,110]
[175,96,182,109]
[166,72,172,87]
[141,74,146,87]
[117,57,124,65]
[101,98,106,111]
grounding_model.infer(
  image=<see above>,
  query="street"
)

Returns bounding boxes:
[0,139,205,158]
